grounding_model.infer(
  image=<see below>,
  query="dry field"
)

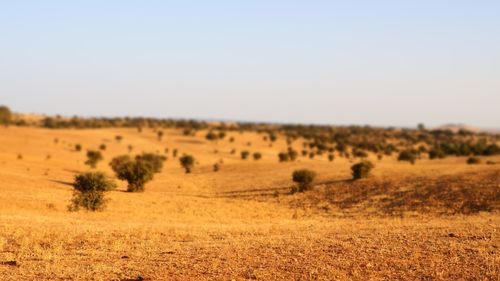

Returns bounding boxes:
[0,126,499,280]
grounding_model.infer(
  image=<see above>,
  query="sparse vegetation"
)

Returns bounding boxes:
[0,105,12,126]
[179,154,195,173]
[351,160,374,180]
[292,169,316,193]
[240,151,250,160]
[110,155,155,192]
[253,152,262,160]
[85,150,103,168]
[467,157,481,164]
[68,172,116,211]
[398,150,417,164]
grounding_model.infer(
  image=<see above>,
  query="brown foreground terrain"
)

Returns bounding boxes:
[0,126,499,280]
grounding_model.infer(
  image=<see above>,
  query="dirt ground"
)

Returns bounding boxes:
[0,126,498,280]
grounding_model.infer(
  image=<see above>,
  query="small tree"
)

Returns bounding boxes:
[179,155,195,173]
[253,152,262,160]
[467,157,481,165]
[351,161,374,180]
[0,105,12,126]
[110,156,154,192]
[428,148,446,159]
[205,131,219,141]
[398,150,417,164]
[292,169,316,193]
[278,152,290,162]
[241,151,250,160]
[85,150,103,168]
[157,130,164,141]
[69,172,116,211]
[328,154,335,162]
[213,163,220,172]
[136,153,166,173]
[288,149,299,161]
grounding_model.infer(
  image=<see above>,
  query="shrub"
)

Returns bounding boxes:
[172,149,178,158]
[241,151,250,160]
[292,169,316,193]
[85,150,103,168]
[157,130,164,141]
[0,105,12,126]
[288,149,299,161]
[398,150,417,164]
[351,161,374,180]
[230,149,236,155]
[278,152,290,162]
[253,152,262,160]
[269,133,277,142]
[69,172,116,211]
[179,155,195,173]
[75,144,82,152]
[429,148,446,159]
[136,153,166,173]
[352,148,368,158]
[206,131,219,141]
[128,145,134,153]
[99,144,107,151]
[110,156,154,192]
[213,163,220,172]
[115,135,123,143]
[302,150,308,157]
[328,154,335,162]
[467,157,481,165]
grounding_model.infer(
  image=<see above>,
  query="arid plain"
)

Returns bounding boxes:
[0,124,499,280]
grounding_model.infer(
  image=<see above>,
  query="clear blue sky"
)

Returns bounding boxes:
[1,1,499,127]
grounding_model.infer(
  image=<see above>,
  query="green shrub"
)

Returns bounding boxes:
[278,152,290,162]
[253,152,262,160]
[288,149,299,161]
[398,150,417,164]
[352,148,368,158]
[429,148,446,159]
[110,156,154,192]
[0,105,12,126]
[135,153,166,173]
[467,157,481,165]
[351,161,374,180]
[85,150,103,168]
[179,155,195,173]
[241,151,250,160]
[213,163,220,172]
[69,172,116,211]
[292,169,316,193]
[206,131,219,141]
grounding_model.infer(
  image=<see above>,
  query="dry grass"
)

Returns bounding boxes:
[0,126,499,280]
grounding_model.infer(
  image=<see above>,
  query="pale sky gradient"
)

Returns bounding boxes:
[1,1,499,127]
